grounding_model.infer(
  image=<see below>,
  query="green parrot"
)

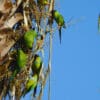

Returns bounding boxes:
[24,30,37,48]
[37,0,49,12]
[37,0,49,5]
[22,74,38,97]
[31,54,42,97]
[52,10,66,43]
[17,49,27,69]
[32,54,42,74]
[98,14,100,32]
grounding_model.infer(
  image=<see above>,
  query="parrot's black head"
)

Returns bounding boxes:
[34,54,39,59]
[51,10,56,14]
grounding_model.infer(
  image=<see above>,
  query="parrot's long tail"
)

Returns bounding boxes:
[59,27,62,44]
[33,86,37,97]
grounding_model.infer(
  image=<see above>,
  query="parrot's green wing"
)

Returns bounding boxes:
[58,15,65,27]
[17,49,27,68]
[26,75,38,91]
[26,78,36,89]
[32,55,42,74]
[34,57,42,69]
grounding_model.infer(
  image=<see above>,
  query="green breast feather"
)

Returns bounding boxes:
[24,30,37,48]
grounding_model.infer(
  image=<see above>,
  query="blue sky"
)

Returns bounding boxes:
[47,0,100,100]
[22,0,100,100]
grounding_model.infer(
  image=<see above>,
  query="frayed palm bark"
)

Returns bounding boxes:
[0,0,64,99]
